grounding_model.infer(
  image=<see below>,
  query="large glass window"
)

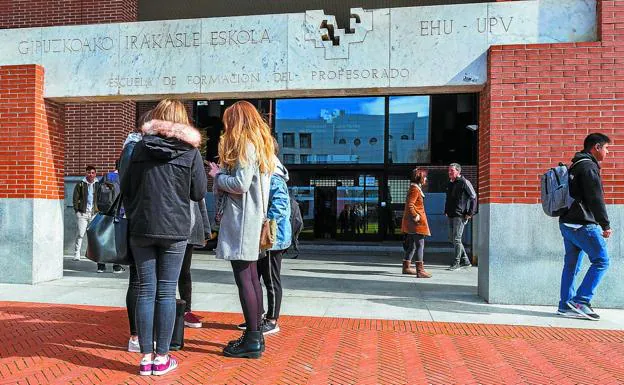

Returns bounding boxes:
[388,96,431,164]
[275,97,385,165]
[282,133,295,148]
[299,133,312,149]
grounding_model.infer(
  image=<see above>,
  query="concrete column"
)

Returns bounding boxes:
[0,65,65,284]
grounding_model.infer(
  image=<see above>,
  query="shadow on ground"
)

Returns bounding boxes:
[62,251,559,320]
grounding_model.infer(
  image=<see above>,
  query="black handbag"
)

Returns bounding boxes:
[85,194,132,265]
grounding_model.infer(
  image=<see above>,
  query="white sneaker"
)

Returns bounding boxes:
[72,256,80,261]
[128,337,140,353]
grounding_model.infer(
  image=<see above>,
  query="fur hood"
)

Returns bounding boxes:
[141,119,202,148]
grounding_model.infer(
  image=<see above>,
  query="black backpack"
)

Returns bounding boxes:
[97,172,120,213]
[289,196,304,254]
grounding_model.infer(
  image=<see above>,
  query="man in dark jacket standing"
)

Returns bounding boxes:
[72,165,99,261]
[444,163,477,271]
[557,133,612,321]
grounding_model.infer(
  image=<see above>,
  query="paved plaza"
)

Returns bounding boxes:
[1,249,624,329]
[1,249,624,384]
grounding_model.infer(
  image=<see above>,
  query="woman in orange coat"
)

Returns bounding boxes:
[401,168,432,278]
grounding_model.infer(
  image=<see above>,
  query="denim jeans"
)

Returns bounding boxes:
[130,235,187,355]
[448,217,469,264]
[559,224,610,310]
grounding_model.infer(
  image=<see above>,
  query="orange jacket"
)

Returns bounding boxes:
[401,184,430,236]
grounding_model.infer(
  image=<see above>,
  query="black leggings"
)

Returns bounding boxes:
[178,244,194,313]
[231,260,263,332]
[126,263,139,336]
[257,250,285,320]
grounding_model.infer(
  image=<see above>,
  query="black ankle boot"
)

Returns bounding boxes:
[227,330,246,346]
[227,331,266,352]
[223,331,263,359]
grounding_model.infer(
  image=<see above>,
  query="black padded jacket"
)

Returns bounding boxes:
[121,121,207,240]
[560,151,610,231]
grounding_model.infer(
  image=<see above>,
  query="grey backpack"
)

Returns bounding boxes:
[541,159,589,217]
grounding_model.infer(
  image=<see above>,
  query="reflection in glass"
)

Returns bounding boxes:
[282,133,295,148]
[275,97,385,164]
[299,133,312,148]
[389,96,431,163]
[336,175,379,236]
[288,186,314,238]
[283,154,295,164]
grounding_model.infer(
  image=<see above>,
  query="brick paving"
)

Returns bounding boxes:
[1,302,624,384]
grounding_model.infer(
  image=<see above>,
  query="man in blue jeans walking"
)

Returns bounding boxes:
[558,133,613,321]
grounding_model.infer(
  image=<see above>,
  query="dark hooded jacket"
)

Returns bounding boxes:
[560,151,610,231]
[444,176,477,218]
[121,120,207,240]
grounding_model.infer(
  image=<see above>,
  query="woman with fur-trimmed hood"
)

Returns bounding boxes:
[121,99,206,377]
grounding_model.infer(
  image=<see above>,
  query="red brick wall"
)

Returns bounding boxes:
[64,102,136,175]
[479,0,624,205]
[0,65,64,199]
[0,0,137,28]
[0,0,138,176]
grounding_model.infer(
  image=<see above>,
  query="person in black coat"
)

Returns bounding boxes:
[444,163,477,270]
[121,99,206,376]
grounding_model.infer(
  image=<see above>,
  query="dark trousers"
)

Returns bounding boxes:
[231,260,264,332]
[403,234,425,263]
[178,244,194,313]
[97,263,122,271]
[131,236,187,355]
[126,263,139,336]
[448,217,470,264]
[257,249,285,320]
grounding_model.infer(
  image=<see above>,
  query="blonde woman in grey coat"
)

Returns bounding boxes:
[207,101,274,359]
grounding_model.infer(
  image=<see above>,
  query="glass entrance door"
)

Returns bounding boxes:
[288,171,382,241]
[336,174,380,240]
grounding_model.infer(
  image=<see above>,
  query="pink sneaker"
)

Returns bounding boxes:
[138,356,153,376]
[152,355,178,376]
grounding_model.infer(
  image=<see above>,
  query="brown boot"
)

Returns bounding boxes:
[415,262,432,278]
[402,260,417,275]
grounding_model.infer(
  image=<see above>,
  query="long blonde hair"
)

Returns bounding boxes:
[219,101,275,174]
[150,99,191,125]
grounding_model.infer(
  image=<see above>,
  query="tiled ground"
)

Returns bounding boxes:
[2,301,624,385]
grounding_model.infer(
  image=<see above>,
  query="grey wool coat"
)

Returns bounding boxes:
[214,145,270,261]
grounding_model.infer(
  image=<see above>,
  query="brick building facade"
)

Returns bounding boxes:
[480,1,624,206]
[1,0,139,175]
[474,0,624,305]
[0,0,622,306]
